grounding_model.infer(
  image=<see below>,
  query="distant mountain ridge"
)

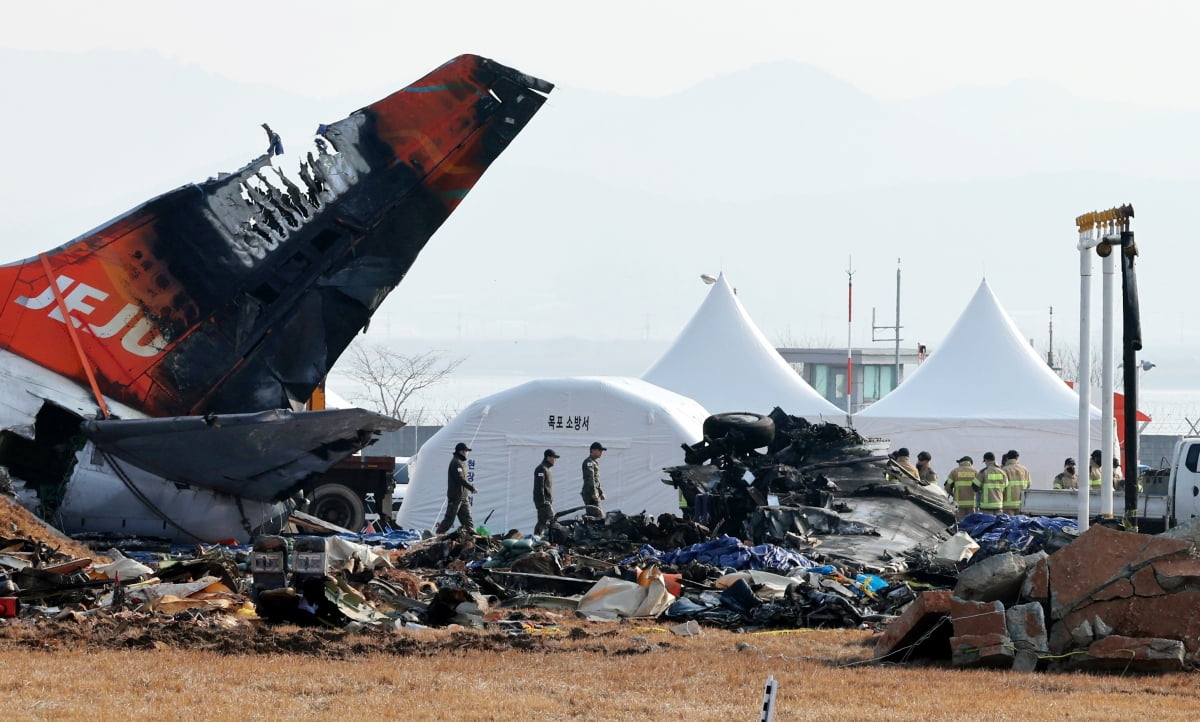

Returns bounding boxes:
[4,50,1197,362]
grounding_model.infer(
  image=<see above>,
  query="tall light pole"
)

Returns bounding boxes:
[1075,204,1137,531]
[1075,214,1099,531]
[872,259,903,391]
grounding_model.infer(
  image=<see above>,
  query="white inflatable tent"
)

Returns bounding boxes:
[395,377,708,533]
[852,279,1101,488]
[643,274,845,422]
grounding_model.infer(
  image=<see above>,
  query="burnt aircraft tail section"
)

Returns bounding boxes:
[0,55,553,417]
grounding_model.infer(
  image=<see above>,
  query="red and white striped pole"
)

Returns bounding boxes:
[846,258,855,416]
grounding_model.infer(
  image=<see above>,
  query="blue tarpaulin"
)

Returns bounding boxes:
[624,535,818,573]
[957,513,1076,556]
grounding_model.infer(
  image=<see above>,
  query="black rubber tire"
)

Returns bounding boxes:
[703,412,775,450]
[309,483,366,531]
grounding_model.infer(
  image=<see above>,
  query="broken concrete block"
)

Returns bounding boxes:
[950,597,1007,638]
[1158,516,1200,545]
[1021,550,1049,570]
[1066,635,1186,673]
[1069,618,1094,647]
[1011,649,1039,673]
[1130,564,1166,597]
[1151,556,1200,593]
[1047,620,1071,655]
[1005,602,1048,657]
[1056,591,1200,662]
[950,633,1014,667]
[1048,525,1193,619]
[1093,577,1134,601]
[954,552,1025,604]
[1021,555,1050,604]
[873,590,953,661]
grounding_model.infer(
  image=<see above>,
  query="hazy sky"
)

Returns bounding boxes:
[9,1,1200,108]
[6,1,1200,419]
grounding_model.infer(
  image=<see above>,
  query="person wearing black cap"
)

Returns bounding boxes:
[916,451,937,485]
[435,442,477,534]
[975,451,1009,515]
[1054,458,1079,490]
[945,455,978,520]
[533,449,560,536]
[1001,449,1031,515]
[581,442,607,519]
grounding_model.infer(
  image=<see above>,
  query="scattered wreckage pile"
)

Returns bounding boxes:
[4,408,1200,675]
[0,409,961,642]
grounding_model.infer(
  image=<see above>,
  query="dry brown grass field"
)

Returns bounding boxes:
[2,620,1198,721]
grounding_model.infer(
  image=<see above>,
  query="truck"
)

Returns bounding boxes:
[298,454,397,532]
[296,384,399,532]
[1020,437,1200,533]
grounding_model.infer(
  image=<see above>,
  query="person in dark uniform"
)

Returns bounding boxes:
[581,442,606,518]
[435,442,477,534]
[533,448,559,536]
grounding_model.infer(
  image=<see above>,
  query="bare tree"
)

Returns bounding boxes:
[1053,345,1105,388]
[344,342,464,420]
[774,326,836,349]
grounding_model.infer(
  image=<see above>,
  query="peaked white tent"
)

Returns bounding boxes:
[395,377,707,533]
[853,279,1101,488]
[643,274,845,421]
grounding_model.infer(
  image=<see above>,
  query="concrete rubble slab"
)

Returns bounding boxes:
[1129,564,1166,597]
[1006,602,1048,672]
[1005,602,1048,654]
[953,552,1026,605]
[1021,555,1050,604]
[1158,516,1200,544]
[1093,577,1134,601]
[1064,635,1186,673]
[1054,592,1200,662]
[872,590,953,662]
[1047,525,1192,620]
[1150,556,1200,593]
[950,632,1014,668]
[950,597,1008,637]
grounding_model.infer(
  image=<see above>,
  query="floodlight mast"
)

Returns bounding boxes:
[1075,216,1097,532]
[1074,204,1137,532]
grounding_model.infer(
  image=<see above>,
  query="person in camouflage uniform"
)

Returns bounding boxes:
[581,442,606,519]
[436,442,477,534]
[533,449,559,536]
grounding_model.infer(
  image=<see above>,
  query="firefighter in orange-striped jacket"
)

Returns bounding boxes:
[975,451,1009,515]
[1001,449,1031,515]
[944,455,978,520]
